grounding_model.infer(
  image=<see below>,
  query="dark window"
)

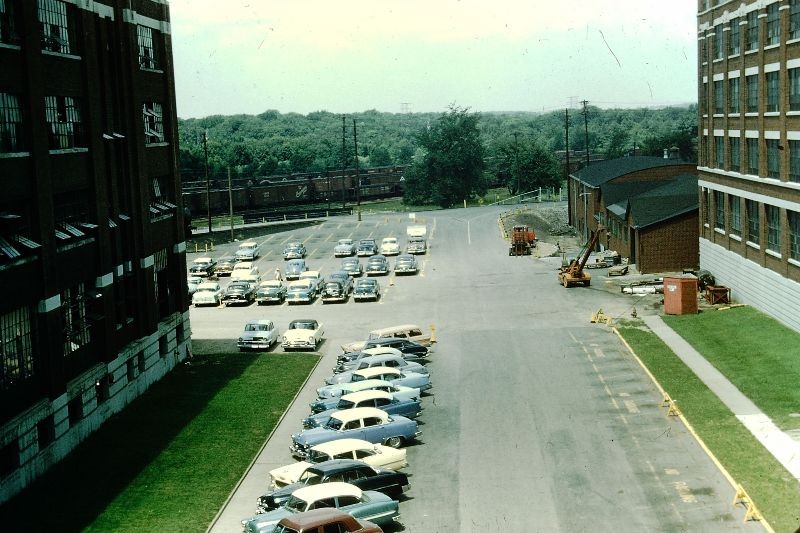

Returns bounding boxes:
[746,11,759,51]
[62,283,90,356]
[792,0,800,40]
[790,140,800,183]
[0,0,21,45]
[143,102,164,144]
[137,25,159,70]
[354,449,373,460]
[363,416,381,427]
[715,191,725,229]
[767,205,781,252]
[746,74,758,113]
[729,77,740,114]
[67,395,82,425]
[45,95,83,149]
[766,3,780,45]
[730,195,741,236]
[714,80,724,114]
[729,17,741,55]
[159,334,168,357]
[126,358,136,382]
[747,137,759,174]
[322,522,347,533]
[766,71,779,112]
[766,139,780,179]
[0,439,19,478]
[747,200,760,244]
[1,306,35,391]
[335,496,359,507]
[702,189,709,225]
[713,24,724,59]
[715,136,725,168]
[38,0,75,54]
[0,92,24,153]
[730,137,740,171]
[790,210,800,260]
[37,415,55,448]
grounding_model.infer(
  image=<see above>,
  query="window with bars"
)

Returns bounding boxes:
[62,283,90,356]
[137,25,159,70]
[38,0,75,54]
[713,24,724,59]
[791,140,800,183]
[45,95,83,149]
[715,191,725,229]
[790,210,800,260]
[766,3,780,46]
[746,75,758,113]
[1,306,34,391]
[142,102,164,144]
[715,136,725,169]
[730,137,740,171]
[729,195,741,236]
[747,199,760,243]
[766,71,779,112]
[766,139,780,179]
[714,81,724,114]
[729,77,740,114]
[747,137,759,175]
[766,205,781,252]
[0,0,20,45]
[746,11,759,51]
[0,92,24,153]
[729,17,740,55]
[792,0,800,40]
[791,69,800,112]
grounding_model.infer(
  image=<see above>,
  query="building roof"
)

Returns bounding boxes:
[600,179,672,207]
[571,156,687,187]
[607,174,698,229]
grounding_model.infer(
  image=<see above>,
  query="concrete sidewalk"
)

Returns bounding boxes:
[641,315,800,482]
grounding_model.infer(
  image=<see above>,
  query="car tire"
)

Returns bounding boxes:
[385,436,404,448]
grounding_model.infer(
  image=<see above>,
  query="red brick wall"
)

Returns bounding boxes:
[638,211,700,273]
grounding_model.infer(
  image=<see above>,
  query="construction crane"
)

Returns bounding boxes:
[558,228,605,288]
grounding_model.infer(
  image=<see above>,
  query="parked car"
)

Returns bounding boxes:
[321,281,349,304]
[334,238,356,257]
[231,261,259,282]
[341,257,363,277]
[269,438,407,489]
[287,280,318,305]
[331,352,427,380]
[379,237,400,256]
[291,408,421,459]
[358,338,430,361]
[191,281,223,306]
[303,390,422,429]
[352,278,380,302]
[238,319,279,351]
[241,482,399,532]
[284,242,307,260]
[235,241,260,261]
[256,280,287,305]
[335,347,406,368]
[393,254,418,275]
[364,255,389,276]
[341,324,431,352]
[356,240,377,257]
[221,280,256,306]
[266,508,382,533]
[285,259,308,280]
[187,275,203,296]
[257,459,410,512]
[406,236,427,255]
[319,367,431,398]
[189,257,216,277]
[298,270,323,294]
[213,260,235,277]
[309,380,420,414]
[282,319,324,351]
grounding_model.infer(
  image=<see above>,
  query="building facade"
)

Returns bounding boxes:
[698,0,800,332]
[0,0,189,502]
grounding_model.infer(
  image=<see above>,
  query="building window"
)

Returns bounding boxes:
[730,137,740,171]
[747,137,759,175]
[62,283,90,356]
[730,195,741,236]
[729,17,740,55]
[143,102,164,144]
[766,3,780,46]
[38,0,75,54]
[0,0,21,45]
[747,199,760,243]
[714,81,724,114]
[746,74,758,113]
[766,205,781,252]
[766,139,780,179]
[790,140,800,183]
[701,189,709,225]
[0,306,35,391]
[700,36,707,64]
[766,71,779,112]
[0,92,24,153]
[715,191,725,229]
[746,11,759,51]
[729,77,740,114]
[714,24,724,59]
[137,25,159,70]
[715,136,725,168]
[792,0,800,40]
[45,95,82,149]
[790,210,800,260]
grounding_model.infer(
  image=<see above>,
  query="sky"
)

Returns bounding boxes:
[168,0,698,119]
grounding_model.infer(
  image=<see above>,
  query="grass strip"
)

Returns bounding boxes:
[0,351,318,532]
[663,307,800,431]
[617,325,800,532]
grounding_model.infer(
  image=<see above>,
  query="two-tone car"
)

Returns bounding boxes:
[286,279,318,305]
[341,325,431,353]
[242,482,399,532]
[267,508,382,533]
[269,438,407,488]
[335,347,406,369]
[357,338,430,361]
[191,281,223,306]
[352,278,380,301]
[283,242,307,260]
[393,254,418,275]
[356,239,377,257]
[303,390,422,429]
[235,241,260,261]
[230,261,259,282]
[309,380,420,414]
[341,257,363,277]
[285,259,308,280]
[221,280,256,306]
[187,275,203,296]
[282,319,324,351]
[334,238,356,257]
[189,257,216,277]
[406,236,427,254]
[256,280,287,305]
[331,352,428,380]
[213,259,235,277]
[364,255,389,276]
[237,319,279,351]
[298,271,323,294]
[379,237,400,256]
[318,367,431,398]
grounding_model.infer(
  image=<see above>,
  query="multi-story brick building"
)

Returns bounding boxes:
[0,0,189,502]
[698,0,800,332]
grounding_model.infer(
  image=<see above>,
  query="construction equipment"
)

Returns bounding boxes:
[558,228,604,287]
[508,225,536,256]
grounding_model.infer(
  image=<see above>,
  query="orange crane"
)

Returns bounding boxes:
[558,228,604,287]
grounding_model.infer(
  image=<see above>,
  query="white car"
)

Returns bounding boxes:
[282,319,325,351]
[379,237,400,256]
[269,438,407,488]
[234,241,260,261]
[191,281,223,306]
[230,261,259,282]
[333,238,356,257]
[237,319,279,351]
[299,270,323,293]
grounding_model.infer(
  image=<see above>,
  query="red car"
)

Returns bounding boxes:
[273,508,382,533]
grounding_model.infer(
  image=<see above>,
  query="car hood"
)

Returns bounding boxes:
[284,329,316,340]
[242,507,292,532]
[292,426,339,447]
[257,287,283,295]
[269,461,312,487]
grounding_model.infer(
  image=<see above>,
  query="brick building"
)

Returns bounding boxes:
[0,0,189,502]
[698,0,800,332]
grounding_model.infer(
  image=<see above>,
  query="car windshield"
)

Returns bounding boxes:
[338,239,352,245]
[325,282,341,290]
[351,374,365,382]
[336,399,355,409]
[290,322,315,330]
[297,470,323,485]
[284,495,309,513]
[245,324,267,331]
[326,417,343,430]
[308,449,332,463]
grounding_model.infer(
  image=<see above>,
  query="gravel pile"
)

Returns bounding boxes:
[537,206,577,236]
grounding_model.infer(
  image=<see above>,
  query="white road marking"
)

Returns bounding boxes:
[623,400,640,414]
[672,481,698,503]
[664,469,680,476]
[467,220,471,245]
[593,347,605,358]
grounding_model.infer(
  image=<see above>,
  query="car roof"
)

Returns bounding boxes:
[291,482,362,503]
[289,279,313,287]
[382,237,397,241]
[369,324,420,335]
[354,367,401,379]
[197,281,219,288]
[300,270,321,278]
[233,261,253,268]
[260,280,282,287]
[310,438,376,454]
[287,258,306,265]
[331,406,388,423]
[305,458,369,475]
[278,508,360,529]
[396,254,414,259]
[341,379,392,392]
[290,319,317,325]
[361,347,401,356]
[239,241,257,246]
[337,238,353,244]
[194,257,213,262]
[341,389,393,403]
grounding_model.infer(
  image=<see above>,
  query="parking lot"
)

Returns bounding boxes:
[192,206,763,532]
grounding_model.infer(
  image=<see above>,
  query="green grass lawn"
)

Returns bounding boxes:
[0,351,318,532]
[617,324,800,532]
[664,307,800,431]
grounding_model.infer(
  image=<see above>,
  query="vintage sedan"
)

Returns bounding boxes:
[340,257,363,277]
[309,380,420,414]
[319,367,430,398]
[191,281,223,306]
[285,259,308,280]
[238,319,279,351]
[257,459,409,512]
[303,390,422,429]
[291,408,420,459]
[242,482,399,532]
[235,241,260,261]
[406,236,427,255]
[335,347,405,367]
[321,281,348,304]
[333,238,356,257]
[213,259,235,277]
[393,254,418,275]
[331,353,427,380]
[364,255,389,276]
[256,280,287,305]
[189,256,216,277]
[379,237,400,256]
[352,278,380,302]
[269,509,382,533]
[298,271,323,294]
[282,319,324,351]
[231,261,259,282]
[286,280,318,305]
[359,338,430,361]
[283,242,307,260]
[269,438,407,488]
[221,281,256,306]
[356,240,377,257]
[341,325,431,353]
[187,275,203,296]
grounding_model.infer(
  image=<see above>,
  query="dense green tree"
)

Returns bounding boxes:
[497,137,562,194]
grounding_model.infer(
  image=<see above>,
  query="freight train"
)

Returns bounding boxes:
[181,165,407,216]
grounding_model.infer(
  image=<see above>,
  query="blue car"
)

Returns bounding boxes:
[317,367,431,399]
[303,389,422,429]
[309,380,420,414]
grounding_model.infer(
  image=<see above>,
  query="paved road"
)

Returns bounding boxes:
[191,205,762,532]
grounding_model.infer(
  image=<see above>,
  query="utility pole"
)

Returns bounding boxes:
[581,100,590,168]
[341,115,347,208]
[227,167,234,241]
[353,119,361,221]
[565,109,571,226]
[203,130,211,234]
[513,132,520,198]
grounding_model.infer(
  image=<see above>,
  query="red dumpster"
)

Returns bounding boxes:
[663,276,698,315]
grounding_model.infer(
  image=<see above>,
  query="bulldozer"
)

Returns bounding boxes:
[558,228,604,287]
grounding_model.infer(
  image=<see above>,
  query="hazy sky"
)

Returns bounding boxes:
[168,0,697,119]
